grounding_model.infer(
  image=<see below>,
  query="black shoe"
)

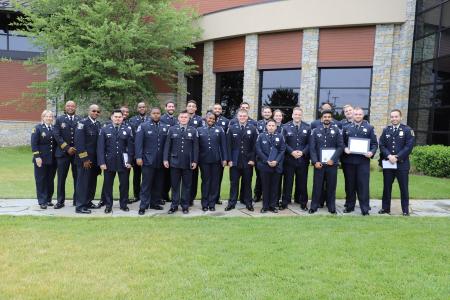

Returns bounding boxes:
[216,200,222,205]
[343,208,354,213]
[378,209,391,215]
[182,209,189,214]
[300,204,308,211]
[271,208,278,213]
[225,205,235,211]
[54,203,65,209]
[362,211,370,216]
[246,205,254,212]
[239,200,245,204]
[87,202,98,209]
[76,208,91,214]
[150,205,164,210]
[403,212,410,216]
[138,208,145,215]
[202,207,208,212]
[308,209,316,214]
[329,210,337,215]
[159,199,166,205]
[39,204,47,209]
[279,204,287,210]
[120,206,130,212]
[162,194,170,202]
[260,208,268,213]
[94,201,106,209]
[104,207,112,214]
[319,204,324,208]
[168,208,177,214]
[209,207,216,211]
[47,202,54,207]
[253,197,261,203]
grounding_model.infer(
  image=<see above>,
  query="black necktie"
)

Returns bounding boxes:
[181,127,185,133]
[115,126,119,133]
[241,125,244,131]
[393,127,397,134]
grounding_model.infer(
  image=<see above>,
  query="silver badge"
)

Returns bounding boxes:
[399,131,404,136]
[77,123,84,129]
[148,131,152,134]
[363,128,367,132]
[215,129,220,133]
[222,122,225,125]
[331,130,335,134]
[123,131,127,135]
[61,123,66,129]
[163,128,167,131]
[247,130,251,135]
[41,132,46,137]
[188,132,192,137]
[263,140,267,144]
[194,120,197,124]
[275,137,280,142]
[303,130,307,133]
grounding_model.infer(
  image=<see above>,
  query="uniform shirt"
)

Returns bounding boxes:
[97,123,134,172]
[215,115,229,132]
[310,119,341,130]
[282,121,310,165]
[53,114,81,158]
[134,120,170,168]
[163,125,199,169]
[379,124,415,170]
[256,132,286,174]
[229,117,258,128]
[160,113,178,127]
[197,125,228,164]
[227,123,258,168]
[129,114,149,135]
[256,119,269,133]
[309,123,344,165]
[31,123,56,165]
[75,117,102,164]
[188,114,203,128]
[339,118,353,130]
[342,120,378,165]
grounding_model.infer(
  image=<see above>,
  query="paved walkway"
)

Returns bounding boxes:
[0,199,449,217]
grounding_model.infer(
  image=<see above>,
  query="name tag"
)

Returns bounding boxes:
[106,133,112,137]
[123,131,127,135]
[194,120,197,124]
[263,141,267,144]
[233,133,238,136]
[247,130,251,135]
[215,129,220,133]
[148,131,152,134]
[330,130,335,134]
[275,137,279,142]
[399,131,404,136]
[163,128,167,131]
[363,128,367,132]
[188,132,192,137]
[303,130,307,133]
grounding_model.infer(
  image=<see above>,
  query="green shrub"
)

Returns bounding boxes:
[411,145,450,178]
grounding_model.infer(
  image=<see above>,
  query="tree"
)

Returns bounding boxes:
[15,0,201,111]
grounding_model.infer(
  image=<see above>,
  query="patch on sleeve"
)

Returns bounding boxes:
[77,123,84,129]
[31,128,36,133]
[411,130,415,137]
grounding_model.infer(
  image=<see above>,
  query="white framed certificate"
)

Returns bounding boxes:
[382,160,397,169]
[348,137,370,155]
[320,148,336,163]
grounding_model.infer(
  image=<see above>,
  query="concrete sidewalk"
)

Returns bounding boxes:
[0,199,449,217]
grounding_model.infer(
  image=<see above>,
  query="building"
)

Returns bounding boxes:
[0,0,449,146]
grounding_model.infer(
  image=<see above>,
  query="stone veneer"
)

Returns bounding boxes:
[201,41,215,116]
[0,120,35,147]
[242,34,259,120]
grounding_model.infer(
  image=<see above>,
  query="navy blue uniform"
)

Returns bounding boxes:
[74,117,101,210]
[229,117,258,128]
[227,123,258,207]
[31,124,57,206]
[253,119,269,202]
[97,123,134,209]
[214,115,230,203]
[281,121,311,207]
[160,113,178,201]
[160,113,178,127]
[135,121,170,209]
[188,114,203,204]
[256,132,286,210]
[198,125,228,209]
[129,115,149,201]
[342,121,378,213]
[309,124,344,212]
[163,125,199,210]
[379,124,415,214]
[53,114,81,205]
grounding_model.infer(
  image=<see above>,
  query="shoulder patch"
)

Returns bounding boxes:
[77,123,84,129]
[411,129,415,136]
[32,127,36,133]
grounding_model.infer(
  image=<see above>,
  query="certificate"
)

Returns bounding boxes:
[382,160,397,169]
[123,153,129,166]
[348,137,370,155]
[320,148,336,163]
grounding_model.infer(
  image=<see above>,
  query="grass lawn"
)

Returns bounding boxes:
[1,146,450,199]
[0,216,448,299]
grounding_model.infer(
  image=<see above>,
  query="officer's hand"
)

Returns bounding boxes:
[268,161,277,167]
[83,160,92,169]
[35,158,42,168]
[298,151,303,157]
[100,164,107,170]
[191,162,197,170]
[365,151,373,158]
[327,160,334,166]
[125,163,132,169]
[163,161,170,168]
[314,162,322,169]
[222,160,227,167]
[248,161,255,166]
[344,147,351,154]
[136,159,143,166]
[388,155,397,164]
[67,147,76,156]
[228,161,233,167]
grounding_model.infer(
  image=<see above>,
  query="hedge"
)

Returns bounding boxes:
[411,145,450,178]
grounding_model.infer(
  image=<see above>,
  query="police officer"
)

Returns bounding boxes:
[273,109,285,202]
[378,109,415,216]
[340,104,354,129]
[129,102,149,203]
[31,110,57,209]
[226,109,258,212]
[253,106,273,203]
[53,101,80,208]
[212,103,229,205]
[97,109,134,213]
[281,107,310,210]
[310,102,340,130]
[186,100,203,206]
[163,110,199,214]
[198,111,228,211]
[160,100,178,203]
[135,107,170,215]
[229,102,258,128]
[74,104,102,214]
[256,119,286,213]
[309,110,344,214]
[342,107,378,215]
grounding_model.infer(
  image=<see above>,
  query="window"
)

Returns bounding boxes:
[215,71,244,119]
[259,69,301,123]
[0,30,42,53]
[318,68,372,120]
[186,74,203,113]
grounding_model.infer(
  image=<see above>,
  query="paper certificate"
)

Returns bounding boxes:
[320,148,336,163]
[123,153,129,166]
[382,160,397,169]
[348,137,370,155]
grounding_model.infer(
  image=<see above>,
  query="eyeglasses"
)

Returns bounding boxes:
[91,110,101,113]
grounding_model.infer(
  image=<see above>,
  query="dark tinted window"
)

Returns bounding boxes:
[186,74,203,113]
[216,71,244,119]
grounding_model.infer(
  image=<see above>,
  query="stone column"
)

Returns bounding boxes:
[243,34,259,120]
[176,71,187,110]
[201,41,215,116]
[300,28,319,123]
